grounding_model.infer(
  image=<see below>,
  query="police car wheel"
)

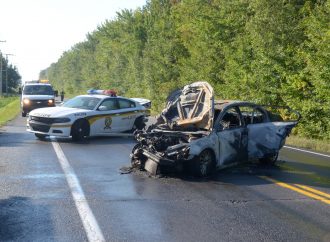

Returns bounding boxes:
[133,117,145,131]
[35,133,47,140]
[71,119,89,141]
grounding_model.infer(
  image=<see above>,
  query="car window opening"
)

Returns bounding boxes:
[220,107,241,129]
[63,96,101,110]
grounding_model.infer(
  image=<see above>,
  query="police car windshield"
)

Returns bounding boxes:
[63,96,101,110]
[23,85,54,95]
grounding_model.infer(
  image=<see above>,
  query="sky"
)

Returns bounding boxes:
[0,0,146,83]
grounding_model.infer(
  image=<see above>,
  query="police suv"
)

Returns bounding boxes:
[20,80,56,117]
[27,90,151,141]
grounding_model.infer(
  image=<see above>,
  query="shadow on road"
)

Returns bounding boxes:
[44,135,136,146]
[0,131,35,147]
[0,196,54,241]
[137,160,330,190]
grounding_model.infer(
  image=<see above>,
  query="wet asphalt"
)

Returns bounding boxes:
[0,115,329,242]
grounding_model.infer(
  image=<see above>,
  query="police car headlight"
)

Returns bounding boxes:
[53,117,71,123]
[48,99,54,104]
[142,102,151,109]
[23,98,30,105]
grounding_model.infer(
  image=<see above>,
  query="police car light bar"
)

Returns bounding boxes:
[87,89,117,97]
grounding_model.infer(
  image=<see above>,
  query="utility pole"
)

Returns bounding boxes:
[0,52,2,96]
[5,53,14,95]
[0,40,7,96]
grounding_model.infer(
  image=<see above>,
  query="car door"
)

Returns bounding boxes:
[243,105,292,159]
[216,106,248,165]
[89,98,123,133]
[117,98,140,130]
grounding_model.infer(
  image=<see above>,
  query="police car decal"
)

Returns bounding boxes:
[104,117,112,130]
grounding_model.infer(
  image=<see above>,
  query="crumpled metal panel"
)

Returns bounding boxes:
[161,81,214,130]
[247,121,297,159]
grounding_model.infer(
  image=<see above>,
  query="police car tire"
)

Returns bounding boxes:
[35,133,47,140]
[133,117,145,130]
[71,119,89,141]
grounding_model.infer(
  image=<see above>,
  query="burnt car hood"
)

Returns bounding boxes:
[160,81,214,130]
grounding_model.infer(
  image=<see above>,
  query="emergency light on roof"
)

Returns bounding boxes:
[26,79,49,84]
[87,89,117,97]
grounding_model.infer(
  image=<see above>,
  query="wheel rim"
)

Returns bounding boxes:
[270,153,279,163]
[199,150,213,176]
[72,120,88,139]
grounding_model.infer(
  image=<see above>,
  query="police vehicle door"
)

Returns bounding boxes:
[117,98,139,131]
[93,98,127,133]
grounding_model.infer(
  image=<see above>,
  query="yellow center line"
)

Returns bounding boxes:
[294,184,330,199]
[259,176,330,205]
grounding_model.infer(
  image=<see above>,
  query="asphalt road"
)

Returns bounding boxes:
[0,115,329,242]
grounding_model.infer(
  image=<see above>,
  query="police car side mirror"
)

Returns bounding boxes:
[98,106,107,111]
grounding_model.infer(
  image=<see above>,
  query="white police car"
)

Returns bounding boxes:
[27,90,151,141]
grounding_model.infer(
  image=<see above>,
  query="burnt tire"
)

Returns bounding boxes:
[133,116,146,131]
[71,119,89,141]
[259,152,279,165]
[35,133,47,140]
[193,149,216,177]
[130,143,146,169]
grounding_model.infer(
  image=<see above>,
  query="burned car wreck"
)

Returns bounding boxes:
[131,81,300,177]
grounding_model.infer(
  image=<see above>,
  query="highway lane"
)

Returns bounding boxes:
[0,115,329,241]
[0,116,87,241]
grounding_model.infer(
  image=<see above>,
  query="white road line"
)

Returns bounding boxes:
[284,145,330,158]
[51,139,105,242]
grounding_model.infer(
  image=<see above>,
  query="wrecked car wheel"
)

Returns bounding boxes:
[193,149,216,177]
[259,152,279,165]
[131,144,146,169]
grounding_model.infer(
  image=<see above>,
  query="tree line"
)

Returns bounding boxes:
[40,0,330,140]
[0,53,21,94]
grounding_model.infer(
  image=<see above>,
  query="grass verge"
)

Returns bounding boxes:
[0,98,20,127]
[0,96,17,108]
[286,135,330,154]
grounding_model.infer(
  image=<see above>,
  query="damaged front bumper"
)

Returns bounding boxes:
[131,144,192,176]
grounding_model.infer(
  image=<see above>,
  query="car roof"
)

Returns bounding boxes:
[77,94,133,100]
[215,100,260,110]
[77,94,112,99]
[24,83,52,86]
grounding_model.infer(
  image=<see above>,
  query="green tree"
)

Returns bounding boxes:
[1,54,21,93]
[40,0,330,140]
